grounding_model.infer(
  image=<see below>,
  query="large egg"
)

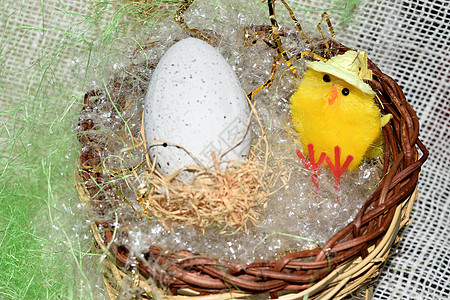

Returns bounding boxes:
[144,37,251,182]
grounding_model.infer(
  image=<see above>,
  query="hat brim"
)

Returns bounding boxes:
[306,60,376,96]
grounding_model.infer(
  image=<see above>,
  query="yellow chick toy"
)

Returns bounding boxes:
[290,50,391,188]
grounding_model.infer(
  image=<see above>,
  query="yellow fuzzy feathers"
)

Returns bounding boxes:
[290,69,383,170]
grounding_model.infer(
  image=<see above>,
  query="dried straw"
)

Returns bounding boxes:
[140,153,268,233]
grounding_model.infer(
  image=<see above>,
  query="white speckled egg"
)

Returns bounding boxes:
[144,37,251,182]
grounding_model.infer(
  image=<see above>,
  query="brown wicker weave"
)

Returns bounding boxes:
[75,41,428,299]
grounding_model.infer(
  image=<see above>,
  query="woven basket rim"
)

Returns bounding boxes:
[75,40,429,298]
[75,172,419,299]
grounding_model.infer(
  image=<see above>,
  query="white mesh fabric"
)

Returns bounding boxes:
[0,0,90,109]
[1,0,449,299]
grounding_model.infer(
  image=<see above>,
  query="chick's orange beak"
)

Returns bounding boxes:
[328,86,338,105]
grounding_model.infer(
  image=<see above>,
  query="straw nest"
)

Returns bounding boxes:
[75,40,428,299]
[138,156,269,233]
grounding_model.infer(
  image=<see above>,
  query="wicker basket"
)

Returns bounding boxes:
[75,41,428,299]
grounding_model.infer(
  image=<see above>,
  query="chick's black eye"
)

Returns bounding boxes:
[342,88,350,96]
[323,74,331,82]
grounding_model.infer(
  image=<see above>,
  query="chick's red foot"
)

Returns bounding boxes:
[325,145,354,190]
[296,143,326,193]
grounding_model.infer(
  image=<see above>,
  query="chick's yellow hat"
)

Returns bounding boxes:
[305,50,376,96]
